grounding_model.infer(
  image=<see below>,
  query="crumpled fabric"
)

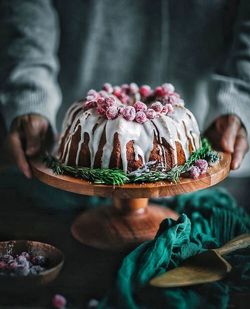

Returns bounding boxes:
[99,188,250,309]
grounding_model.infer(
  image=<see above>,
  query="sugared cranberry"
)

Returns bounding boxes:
[88,299,99,308]
[2,255,13,263]
[122,106,136,121]
[146,108,156,119]
[135,111,148,124]
[96,106,106,116]
[105,96,116,107]
[134,101,147,112]
[189,166,201,179]
[139,85,151,97]
[162,103,174,114]
[99,90,109,98]
[84,100,97,110]
[32,255,46,267]
[113,86,122,97]
[162,83,175,94]
[15,264,29,276]
[119,93,129,104]
[129,83,139,94]
[167,92,180,105]
[102,83,113,94]
[121,84,130,94]
[106,106,118,120]
[194,159,208,175]
[52,294,67,309]
[154,86,165,97]
[21,252,30,260]
[0,261,6,270]
[8,261,18,270]
[30,265,45,275]
[151,101,163,112]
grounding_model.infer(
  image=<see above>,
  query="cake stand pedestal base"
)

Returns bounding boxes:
[71,198,179,250]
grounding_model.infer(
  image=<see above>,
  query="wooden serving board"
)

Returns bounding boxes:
[31,152,231,198]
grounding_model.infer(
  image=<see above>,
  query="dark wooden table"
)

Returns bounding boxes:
[0,165,249,308]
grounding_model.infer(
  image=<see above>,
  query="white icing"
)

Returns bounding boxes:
[58,103,201,172]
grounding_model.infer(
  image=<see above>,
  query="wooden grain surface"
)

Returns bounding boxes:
[31,152,231,198]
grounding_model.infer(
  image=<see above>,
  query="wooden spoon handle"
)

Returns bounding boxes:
[215,234,250,256]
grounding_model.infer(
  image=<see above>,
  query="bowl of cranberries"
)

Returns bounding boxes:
[0,240,64,289]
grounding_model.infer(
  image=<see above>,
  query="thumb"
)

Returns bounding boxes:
[218,115,241,153]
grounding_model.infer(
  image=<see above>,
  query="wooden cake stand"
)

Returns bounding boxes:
[31,153,231,250]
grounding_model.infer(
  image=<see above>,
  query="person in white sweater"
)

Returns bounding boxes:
[0,0,249,178]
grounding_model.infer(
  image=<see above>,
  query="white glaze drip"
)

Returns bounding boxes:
[58,103,201,172]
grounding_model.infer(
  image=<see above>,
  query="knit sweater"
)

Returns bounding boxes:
[0,0,249,174]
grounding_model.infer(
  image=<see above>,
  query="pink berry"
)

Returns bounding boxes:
[167,92,180,105]
[135,111,148,124]
[96,106,106,116]
[8,261,18,270]
[113,86,122,97]
[154,86,165,97]
[102,83,113,94]
[84,100,97,110]
[86,89,99,101]
[146,108,156,119]
[162,83,175,94]
[139,85,151,97]
[129,83,139,94]
[52,294,67,309]
[151,101,163,112]
[121,84,130,94]
[189,166,201,179]
[99,90,109,98]
[194,159,208,175]
[122,106,136,121]
[21,252,30,260]
[105,96,116,107]
[162,103,174,114]
[106,106,118,120]
[0,261,6,270]
[119,93,129,104]
[134,101,147,112]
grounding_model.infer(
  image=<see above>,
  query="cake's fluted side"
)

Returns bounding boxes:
[57,102,201,173]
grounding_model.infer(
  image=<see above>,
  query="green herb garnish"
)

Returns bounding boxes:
[44,138,213,185]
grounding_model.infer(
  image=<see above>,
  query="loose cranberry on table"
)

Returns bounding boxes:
[52,294,67,309]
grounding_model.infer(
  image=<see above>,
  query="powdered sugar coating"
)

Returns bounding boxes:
[83,82,185,122]
[189,166,201,179]
[134,101,147,112]
[151,101,163,112]
[122,106,136,121]
[106,106,118,120]
[135,111,148,123]
[194,159,208,174]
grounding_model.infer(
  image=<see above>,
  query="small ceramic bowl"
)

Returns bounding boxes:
[0,240,64,291]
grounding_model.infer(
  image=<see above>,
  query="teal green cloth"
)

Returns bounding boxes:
[99,188,250,309]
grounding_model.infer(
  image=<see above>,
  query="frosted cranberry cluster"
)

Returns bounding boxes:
[83,83,184,123]
[189,159,209,179]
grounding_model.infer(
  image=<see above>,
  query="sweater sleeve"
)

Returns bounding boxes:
[206,0,250,134]
[0,0,61,132]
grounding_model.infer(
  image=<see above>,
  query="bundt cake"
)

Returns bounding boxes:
[58,83,201,173]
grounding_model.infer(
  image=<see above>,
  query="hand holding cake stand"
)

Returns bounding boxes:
[31,152,230,251]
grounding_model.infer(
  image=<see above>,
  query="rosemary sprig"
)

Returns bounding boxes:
[44,138,213,185]
[43,156,129,185]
